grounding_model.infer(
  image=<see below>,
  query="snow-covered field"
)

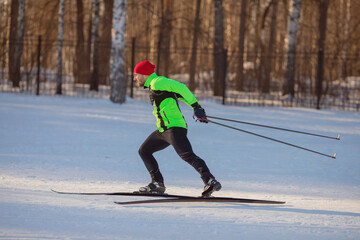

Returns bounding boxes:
[0,92,359,240]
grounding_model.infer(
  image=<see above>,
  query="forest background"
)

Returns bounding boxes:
[0,0,359,110]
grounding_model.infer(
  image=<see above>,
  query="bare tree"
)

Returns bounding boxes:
[257,0,272,93]
[13,0,25,88]
[75,0,90,84]
[56,0,65,94]
[284,0,302,98]
[235,0,248,91]
[87,1,93,85]
[0,1,8,80]
[2,0,360,111]
[213,0,225,96]
[98,0,114,85]
[8,0,19,85]
[263,0,278,93]
[316,0,330,109]
[157,0,173,76]
[189,0,201,91]
[110,0,127,103]
[90,0,100,91]
[341,0,352,81]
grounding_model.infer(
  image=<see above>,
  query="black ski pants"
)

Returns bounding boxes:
[138,127,214,185]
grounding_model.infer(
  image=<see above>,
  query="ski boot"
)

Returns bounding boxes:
[138,182,166,194]
[202,178,221,197]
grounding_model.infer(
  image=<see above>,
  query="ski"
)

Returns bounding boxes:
[51,189,200,199]
[51,189,285,205]
[115,197,285,205]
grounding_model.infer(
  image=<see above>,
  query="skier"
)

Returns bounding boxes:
[133,60,221,197]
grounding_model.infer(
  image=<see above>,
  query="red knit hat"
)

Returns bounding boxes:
[134,60,156,75]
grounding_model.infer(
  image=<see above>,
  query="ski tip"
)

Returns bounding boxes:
[331,153,337,159]
[335,134,341,140]
[50,189,65,194]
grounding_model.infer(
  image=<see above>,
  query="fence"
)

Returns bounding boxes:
[1,37,359,111]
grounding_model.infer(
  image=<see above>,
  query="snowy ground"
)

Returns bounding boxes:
[0,92,359,240]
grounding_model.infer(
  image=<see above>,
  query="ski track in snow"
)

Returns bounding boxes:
[0,92,359,240]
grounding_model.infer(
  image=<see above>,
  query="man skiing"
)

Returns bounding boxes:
[133,60,221,197]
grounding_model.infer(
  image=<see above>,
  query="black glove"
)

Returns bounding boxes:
[192,102,208,123]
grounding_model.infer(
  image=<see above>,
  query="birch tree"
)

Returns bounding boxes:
[110,0,127,103]
[56,0,65,94]
[13,0,25,88]
[284,0,302,98]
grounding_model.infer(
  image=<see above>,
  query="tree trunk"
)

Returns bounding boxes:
[263,0,278,93]
[189,0,201,92]
[56,0,65,95]
[213,0,225,96]
[86,2,92,85]
[235,0,247,91]
[98,0,114,85]
[157,0,173,76]
[110,0,128,103]
[284,0,302,98]
[13,0,25,88]
[257,1,271,93]
[90,0,100,91]
[8,0,19,85]
[1,3,8,81]
[316,0,330,109]
[75,0,90,84]
[341,0,352,82]
[252,0,262,92]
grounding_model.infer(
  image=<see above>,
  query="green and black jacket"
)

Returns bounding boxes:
[144,73,200,132]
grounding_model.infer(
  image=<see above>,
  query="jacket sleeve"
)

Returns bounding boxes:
[152,77,199,108]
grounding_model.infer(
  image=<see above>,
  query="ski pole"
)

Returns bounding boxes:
[207,115,340,140]
[207,119,337,159]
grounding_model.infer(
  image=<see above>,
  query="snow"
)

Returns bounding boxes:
[0,92,359,240]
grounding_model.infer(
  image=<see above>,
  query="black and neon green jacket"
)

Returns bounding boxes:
[144,73,199,132]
